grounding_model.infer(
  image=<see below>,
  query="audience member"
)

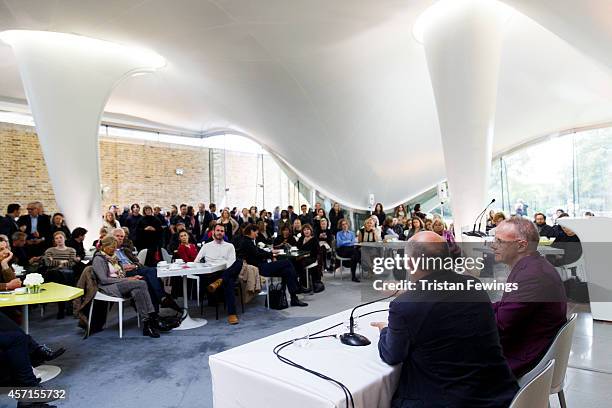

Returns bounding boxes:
[18,201,51,256]
[372,202,385,226]
[273,226,297,249]
[335,219,360,282]
[176,230,198,263]
[298,204,312,226]
[49,212,71,240]
[550,213,582,266]
[136,205,163,250]
[124,203,143,243]
[103,210,121,230]
[287,205,298,223]
[237,224,307,307]
[112,228,180,313]
[371,231,518,407]
[296,224,323,293]
[292,218,303,238]
[196,224,244,325]
[394,204,407,219]
[218,209,239,241]
[412,203,426,220]
[0,204,20,242]
[491,217,567,377]
[328,202,344,235]
[92,236,169,338]
[43,231,78,319]
[534,212,556,238]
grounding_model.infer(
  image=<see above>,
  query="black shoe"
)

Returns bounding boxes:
[30,345,66,367]
[154,318,173,333]
[313,282,325,293]
[352,277,361,283]
[143,320,160,338]
[161,296,182,313]
[290,298,308,307]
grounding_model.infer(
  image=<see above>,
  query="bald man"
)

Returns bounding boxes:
[491,217,567,377]
[371,232,518,408]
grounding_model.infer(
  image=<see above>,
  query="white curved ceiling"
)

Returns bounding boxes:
[0,0,611,209]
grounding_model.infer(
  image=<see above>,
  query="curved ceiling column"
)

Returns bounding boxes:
[0,31,164,240]
[420,0,510,237]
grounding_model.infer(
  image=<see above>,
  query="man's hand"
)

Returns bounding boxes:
[59,260,69,267]
[123,263,138,272]
[144,226,155,231]
[370,321,388,331]
[6,278,22,290]
[127,275,143,280]
[32,231,40,238]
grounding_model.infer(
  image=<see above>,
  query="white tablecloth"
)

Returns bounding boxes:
[209,302,401,408]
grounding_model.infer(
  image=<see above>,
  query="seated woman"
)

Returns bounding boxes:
[1,236,24,324]
[296,224,323,293]
[383,217,400,240]
[432,219,461,258]
[256,220,273,245]
[93,226,108,249]
[43,231,78,319]
[550,214,582,267]
[49,213,71,240]
[316,218,333,271]
[218,209,239,242]
[335,219,360,282]
[312,208,326,232]
[359,217,382,243]
[92,236,169,338]
[273,226,296,249]
[176,230,198,262]
[405,217,424,239]
[424,218,433,231]
[292,218,303,239]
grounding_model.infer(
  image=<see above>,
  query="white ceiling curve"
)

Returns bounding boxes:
[0,0,611,209]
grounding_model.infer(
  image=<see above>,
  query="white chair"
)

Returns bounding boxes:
[304,261,318,292]
[518,313,578,408]
[262,276,284,309]
[87,291,140,339]
[334,253,350,280]
[509,360,555,408]
[137,249,147,265]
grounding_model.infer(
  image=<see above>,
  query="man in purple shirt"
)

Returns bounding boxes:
[491,217,567,377]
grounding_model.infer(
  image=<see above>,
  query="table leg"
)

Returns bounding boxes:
[22,304,29,334]
[173,275,207,330]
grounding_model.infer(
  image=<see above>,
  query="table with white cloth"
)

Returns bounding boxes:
[209,302,401,408]
[156,262,226,330]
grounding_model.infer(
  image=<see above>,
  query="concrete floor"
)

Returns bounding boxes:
[1,268,611,407]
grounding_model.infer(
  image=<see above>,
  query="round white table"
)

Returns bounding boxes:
[156,262,226,330]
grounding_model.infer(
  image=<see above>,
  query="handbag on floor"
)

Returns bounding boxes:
[268,282,288,310]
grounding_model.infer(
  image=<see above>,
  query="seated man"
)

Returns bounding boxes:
[492,217,567,377]
[238,224,308,307]
[10,232,41,272]
[0,311,65,390]
[111,228,180,313]
[371,232,518,407]
[194,224,243,325]
[534,212,556,238]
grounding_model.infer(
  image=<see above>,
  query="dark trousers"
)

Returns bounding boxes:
[218,259,244,315]
[0,312,39,386]
[127,266,166,311]
[258,259,299,296]
[295,255,320,286]
[336,246,360,279]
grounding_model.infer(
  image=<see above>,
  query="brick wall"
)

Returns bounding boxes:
[0,122,213,216]
[0,121,291,218]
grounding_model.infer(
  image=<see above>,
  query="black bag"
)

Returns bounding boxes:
[268,282,288,310]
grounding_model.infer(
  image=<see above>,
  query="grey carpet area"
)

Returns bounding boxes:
[1,274,369,408]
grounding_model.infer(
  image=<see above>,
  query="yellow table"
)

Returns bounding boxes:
[0,282,83,334]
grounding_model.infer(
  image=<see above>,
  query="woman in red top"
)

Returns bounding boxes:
[176,231,198,262]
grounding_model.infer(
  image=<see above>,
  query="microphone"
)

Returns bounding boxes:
[463,199,495,237]
[476,198,496,236]
[340,291,398,346]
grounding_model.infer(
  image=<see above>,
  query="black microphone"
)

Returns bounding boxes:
[340,290,398,346]
[463,199,495,237]
[476,198,496,236]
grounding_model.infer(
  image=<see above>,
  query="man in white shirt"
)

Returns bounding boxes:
[194,224,243,325]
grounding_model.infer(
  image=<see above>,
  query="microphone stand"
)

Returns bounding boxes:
[463,199,495,237]
[340,291,399,346]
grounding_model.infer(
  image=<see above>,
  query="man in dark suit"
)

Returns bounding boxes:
[17,201,51,256]
[492,217,567,377]
[0,204,21,242]
[237,224,307,307]
[534,212,557,238]
[371,232,518,408]
[287,205,298,223]
[298,204,312,226]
